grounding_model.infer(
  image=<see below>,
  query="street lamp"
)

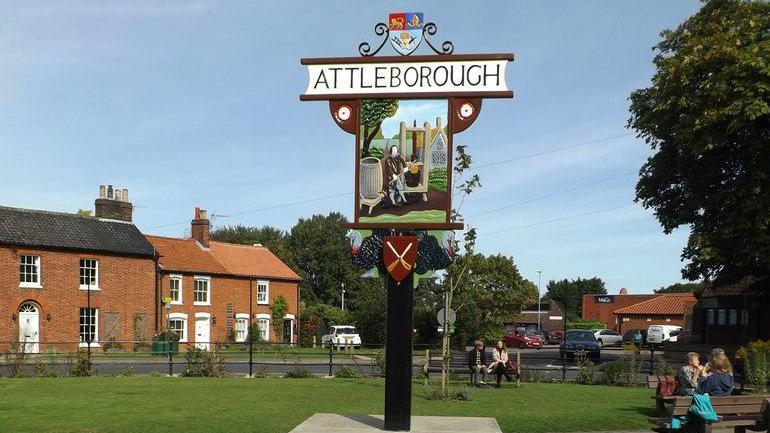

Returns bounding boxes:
[536,270,542,331]
[341,283,346,311]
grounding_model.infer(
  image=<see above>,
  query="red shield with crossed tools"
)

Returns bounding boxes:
[383,236,418,283]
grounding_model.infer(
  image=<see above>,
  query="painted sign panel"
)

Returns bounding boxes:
[302,59,510,98]
[383,236,418,283]
[388,12,424,55]
[357,99,450,225]
[594,295,615,304]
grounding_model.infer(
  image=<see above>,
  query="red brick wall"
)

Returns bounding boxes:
[158,273,299,345]
[582,294,658,331]
[0,246,155,351]
[616,314,686,335]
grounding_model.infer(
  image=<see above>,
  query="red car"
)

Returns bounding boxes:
[504,329,543,349]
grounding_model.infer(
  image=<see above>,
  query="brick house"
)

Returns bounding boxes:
[613,293,697,335]
[690,277,769,346]
[145,209,300,348]
[582,288,659,331]
[0,185,157,353]
[507,300,565,332]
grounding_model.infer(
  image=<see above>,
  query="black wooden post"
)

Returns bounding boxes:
[384,271,413,431]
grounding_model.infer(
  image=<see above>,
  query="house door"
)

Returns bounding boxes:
[195,317,210,350]
[19,303,39,353]
[283,318,293,344]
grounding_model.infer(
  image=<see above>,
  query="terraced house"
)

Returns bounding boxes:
[0,188,301,352]
[145,208,301,348]
[0,186,157,352]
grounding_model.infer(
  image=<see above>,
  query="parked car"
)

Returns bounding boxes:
[504,329,543,349]
[670,328,690,343]
[622,329,647,347]
[321,326,362,349]
[646,325,684,345]
[559,329,601,360]
[547,330,564,345]
[592,329,623,347]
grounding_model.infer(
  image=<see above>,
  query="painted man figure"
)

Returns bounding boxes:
[383,144,409,206]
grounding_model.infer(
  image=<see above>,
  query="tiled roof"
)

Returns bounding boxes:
[700,276,762,298]
[145,235,228,275]
[144,235,301,281]
[209,241,300,281]
[613,294,697,315]
[0,206,156,257]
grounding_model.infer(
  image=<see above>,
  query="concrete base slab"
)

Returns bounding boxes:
[289,413,502,433]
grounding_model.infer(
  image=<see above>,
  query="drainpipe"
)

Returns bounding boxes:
[154,256,160,332]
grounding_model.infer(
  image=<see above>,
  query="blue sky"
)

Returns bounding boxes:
[0,1,702,293]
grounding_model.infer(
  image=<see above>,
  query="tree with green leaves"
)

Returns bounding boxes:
[210,224,292,265]
[270,295,288,340]
[628,0,770,284]
[543,277,606,320]
[655,282,705,294]
[360,99,398,157]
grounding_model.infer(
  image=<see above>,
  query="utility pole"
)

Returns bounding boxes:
[341,282,346,311]
[537,270,542,331]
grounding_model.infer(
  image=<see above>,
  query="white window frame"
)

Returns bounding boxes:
[235,313,250,343]
[79,308,100,348]
[256,313,270,342]
[19,255,42,288]
[707,308,715,325]
[728,309,737,326]
[717,309,726,326]
[193,276,211,306]
[257,280,269,305]
[79,258,100,291]
[168,312,188,343]
[169,275,183,305]
[283,314,296,345]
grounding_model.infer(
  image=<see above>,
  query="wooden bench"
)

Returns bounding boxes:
[648,375,678,415]
[650,395,770,433]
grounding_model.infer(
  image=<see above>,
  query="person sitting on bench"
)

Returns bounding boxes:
[467,340,488,386]
[490,340,513,388]
[697,353,734,397]
[677,352,704,395]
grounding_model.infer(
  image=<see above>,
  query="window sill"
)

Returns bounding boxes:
[193,302,211,306]
[79,286,101,291]
[170,301,183,306]
[19,283,43,289]
[257,302,269,306]
[79,342,101,348]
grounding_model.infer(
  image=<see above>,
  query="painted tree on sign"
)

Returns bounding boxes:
[360,99,398,157]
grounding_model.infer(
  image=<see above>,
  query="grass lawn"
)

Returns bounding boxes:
[0,377,656,433]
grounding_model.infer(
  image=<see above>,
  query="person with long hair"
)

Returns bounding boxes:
[489,340,513,388]
[697,352,734,396]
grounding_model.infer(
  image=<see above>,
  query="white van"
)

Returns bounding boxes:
[646,325,684,345]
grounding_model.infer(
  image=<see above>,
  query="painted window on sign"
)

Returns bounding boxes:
[79,259,98,289]
[79,308,98,345]
[19,255,41,286]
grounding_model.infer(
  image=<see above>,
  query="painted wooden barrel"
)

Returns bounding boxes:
[360,157,383,198]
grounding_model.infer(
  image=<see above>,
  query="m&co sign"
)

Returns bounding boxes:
[594,295,615,304]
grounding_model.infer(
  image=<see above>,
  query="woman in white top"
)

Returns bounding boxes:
[490,340,513,387]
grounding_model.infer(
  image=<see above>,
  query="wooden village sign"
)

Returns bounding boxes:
[301,12,513,431]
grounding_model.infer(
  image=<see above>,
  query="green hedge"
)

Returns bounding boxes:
[429,168,448,192]
[566,320,606,330]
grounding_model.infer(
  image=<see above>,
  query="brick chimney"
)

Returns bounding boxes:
[191,207,210,247]
[94,184,133,222]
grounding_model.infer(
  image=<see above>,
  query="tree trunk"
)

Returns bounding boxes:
[362,124,381,157]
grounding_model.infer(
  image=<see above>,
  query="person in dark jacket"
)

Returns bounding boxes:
[467,340,488,386]
[697,353,734,397]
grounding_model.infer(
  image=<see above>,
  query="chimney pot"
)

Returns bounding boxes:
[94,184,133,222]
[115,189,122,201]
[122,189,128,202]
[107,185,114,199]
[99,185,106,199]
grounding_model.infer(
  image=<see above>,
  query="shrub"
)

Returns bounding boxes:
[368,147,384,159]
[34,350,59,378]
[120,365,135,377]
[566,320,606,330]
[655,356,676,376]
[150,370,161,377]
[285,366,313,378]
[251,365,269,378]
[335,366,359,378]
[182,347,228,377]
[577,358,597,384]
[67,350,95,377]
[4,343,30,378]
[154,330,181,343]
[424,381,473,401]
[738,340,770,393]
[374,349,386,375]
[600,355,640,386]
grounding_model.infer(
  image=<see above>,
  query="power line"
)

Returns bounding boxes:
[479,203,637,236]
[474,133,634,169]
[467,170,636,218]
[143,192,351,230]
